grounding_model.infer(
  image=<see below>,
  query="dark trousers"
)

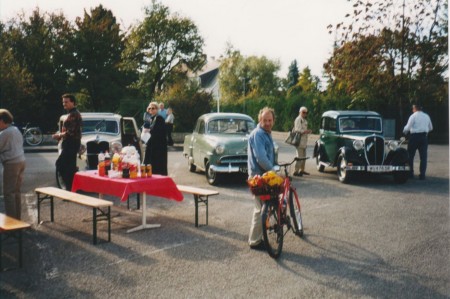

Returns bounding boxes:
[407,133,428,178]
[166,124,174,146]
[56,139,80,190]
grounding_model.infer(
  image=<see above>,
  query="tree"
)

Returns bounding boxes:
[326,0,448,136]
[219,45,281,108]
[70,5,129,112]
[1,8,73,131]
[286,60,299,89]
[122,1,206,101]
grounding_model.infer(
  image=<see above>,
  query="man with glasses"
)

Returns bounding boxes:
[293,106,312,176]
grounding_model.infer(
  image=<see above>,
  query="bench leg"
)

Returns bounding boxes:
[93,208,97,245]
[36,193,54,223]
[0,230,25,270]
[18,230,23,268]
[193,195,209,227]
[107,206,111,242]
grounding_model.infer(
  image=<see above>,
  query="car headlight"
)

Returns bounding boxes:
[353,140,364,151]
[111,141,123,154]
[388,140,399,151]
[215,144,225,154]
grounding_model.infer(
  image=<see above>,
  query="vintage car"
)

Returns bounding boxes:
[313,110,410,184]
[57,112,143,188]
[183,112,257,185]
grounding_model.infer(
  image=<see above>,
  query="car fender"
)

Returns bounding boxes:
[385,147,409,165]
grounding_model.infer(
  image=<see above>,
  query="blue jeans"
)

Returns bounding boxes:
[407,133,428,178]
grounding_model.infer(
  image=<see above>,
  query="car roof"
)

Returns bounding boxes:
[322,110,381,119]
[59,112,122,122]
[199,112,254,122]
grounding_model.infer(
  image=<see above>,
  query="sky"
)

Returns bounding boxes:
[0,0,352,80]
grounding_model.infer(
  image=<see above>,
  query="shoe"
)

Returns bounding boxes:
[300,171,310,175]
[250,242,265,250]
[419,175,425,180]
[293,172,303,177]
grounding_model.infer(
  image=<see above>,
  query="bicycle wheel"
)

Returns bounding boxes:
[24,127,43,146]
[261,199,283,259]
[288,187,303,237]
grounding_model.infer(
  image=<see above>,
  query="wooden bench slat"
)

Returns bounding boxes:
[177,185,219,196]
[35,187,113,208]
[0,213,30,231]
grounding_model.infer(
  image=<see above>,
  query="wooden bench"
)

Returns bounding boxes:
[0,213,31,270]
[35,187,113,245]
[176,185,219,227]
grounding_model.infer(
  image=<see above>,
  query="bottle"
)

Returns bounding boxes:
[112,152,120,171]
[98,152,105,176]
[104,151,111,175]
[146,164,152,177]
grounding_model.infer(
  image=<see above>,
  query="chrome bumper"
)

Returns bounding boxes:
[346,165,410,172]
[210,164,247,173]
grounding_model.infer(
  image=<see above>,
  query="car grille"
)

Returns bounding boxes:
[364,136,384,165]
[218,155,248,165]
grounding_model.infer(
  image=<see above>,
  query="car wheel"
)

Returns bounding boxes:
[337,154,351,183]
[188,156,196,172]
[316,152,325,172]
[205,161,220,185]
[393,171,409,184]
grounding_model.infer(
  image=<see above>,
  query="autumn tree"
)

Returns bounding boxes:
[326,0,448,136]
[286,60,299,89]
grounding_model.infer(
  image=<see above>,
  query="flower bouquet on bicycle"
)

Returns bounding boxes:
[248,157,308,259]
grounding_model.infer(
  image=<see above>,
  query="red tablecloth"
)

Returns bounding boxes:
[72,170,183,202]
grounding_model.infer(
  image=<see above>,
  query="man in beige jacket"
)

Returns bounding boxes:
[293,106,311,176]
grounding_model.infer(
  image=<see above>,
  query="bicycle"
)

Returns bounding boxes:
[21,123,44,146]
[260,157,309,259]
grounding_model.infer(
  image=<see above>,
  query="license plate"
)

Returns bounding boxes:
[367,165,392,172]
[239,166,248,173]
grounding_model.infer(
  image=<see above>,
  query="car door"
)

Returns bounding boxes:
[121,117,143,159]
[320,117,339,164]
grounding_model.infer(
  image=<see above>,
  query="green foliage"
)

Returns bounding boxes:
[157,80,213,132]
[122,0,206,100]
[219,45,281,106]
[286,60,299,89]
[71,5,130,112]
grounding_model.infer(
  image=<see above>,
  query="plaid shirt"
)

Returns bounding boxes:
[63,108,82,140]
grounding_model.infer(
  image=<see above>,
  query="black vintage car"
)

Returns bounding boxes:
[313,110,410,184]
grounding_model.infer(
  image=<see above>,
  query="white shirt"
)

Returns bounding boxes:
[403,111,433,134]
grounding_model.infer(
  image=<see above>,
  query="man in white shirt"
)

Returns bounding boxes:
[403,104,433,180]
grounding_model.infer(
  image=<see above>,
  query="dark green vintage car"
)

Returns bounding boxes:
[313,110,410,184]
[183,113,256,185]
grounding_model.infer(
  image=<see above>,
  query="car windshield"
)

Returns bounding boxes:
[339,116,382,133]
[82,119,119,134]
[207,118,255,134]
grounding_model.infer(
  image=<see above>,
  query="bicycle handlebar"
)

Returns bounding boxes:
[277,157,310,168]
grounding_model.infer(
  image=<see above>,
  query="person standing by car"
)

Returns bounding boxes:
[165,108,174,146]
[143,102,168,175]
[248,107,278,250]
[0,109,26,219]
[52,94,82,191]
[293,106,312,176]
[403,104,433,180]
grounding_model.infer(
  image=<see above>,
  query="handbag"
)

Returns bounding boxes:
[140,128,151,144]
[284,129,301,146]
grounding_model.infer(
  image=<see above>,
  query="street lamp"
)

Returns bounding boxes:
[239,76,246,113]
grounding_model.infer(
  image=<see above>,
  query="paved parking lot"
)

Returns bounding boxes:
[1,133,449,298]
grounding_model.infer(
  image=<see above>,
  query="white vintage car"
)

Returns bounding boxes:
[57,112,143,188]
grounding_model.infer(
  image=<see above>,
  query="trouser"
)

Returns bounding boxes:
[56,139,80,191]
[294,147,307,173]
[248,195,263,246]
[407,132,428,178]
[3,161,26,219]
[166,124,174,145]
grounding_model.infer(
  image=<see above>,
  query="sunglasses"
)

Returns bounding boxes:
[302,111,308,114]
[148,107,157,110]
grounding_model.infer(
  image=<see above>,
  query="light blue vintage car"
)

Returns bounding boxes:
[183,113,256,185]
